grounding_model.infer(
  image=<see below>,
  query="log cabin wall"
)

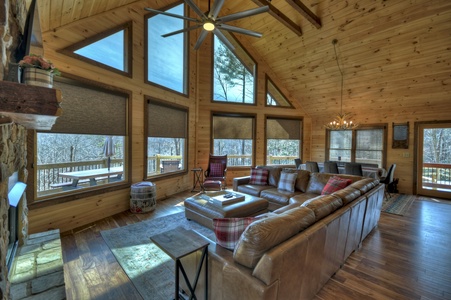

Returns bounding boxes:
[23,0,451,233]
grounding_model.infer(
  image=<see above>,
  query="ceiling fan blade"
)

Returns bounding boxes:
[145,7,199,23]
[213,29,235,51]
[217,6,269,23]
[162,24,203,38]
[185,0,207,19]
[208,0,225,20]
[194,30,209,50]
[217,24,263,38]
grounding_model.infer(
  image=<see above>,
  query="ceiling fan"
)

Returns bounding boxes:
[145,0,269,50]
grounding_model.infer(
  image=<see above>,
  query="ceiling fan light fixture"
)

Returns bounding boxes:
[203,22,215,31]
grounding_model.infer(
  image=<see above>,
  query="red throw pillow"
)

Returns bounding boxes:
[321,176,352,195]
[209,162,224,177]
[213,217,256,250]
[249,168,269,185]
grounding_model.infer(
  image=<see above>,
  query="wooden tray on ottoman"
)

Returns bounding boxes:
[184,191,268,230]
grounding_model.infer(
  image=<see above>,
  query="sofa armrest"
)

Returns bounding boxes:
[233,176,251,191]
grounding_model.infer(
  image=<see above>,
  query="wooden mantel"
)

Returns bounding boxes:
[0,81,62,130]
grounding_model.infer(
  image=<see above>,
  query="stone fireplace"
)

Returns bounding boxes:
[0,124,29,299]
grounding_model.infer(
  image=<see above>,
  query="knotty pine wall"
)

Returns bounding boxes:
[27,1,310,234]
[27,0,451,233]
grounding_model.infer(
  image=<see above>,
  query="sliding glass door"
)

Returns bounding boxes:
[417,122,451,199]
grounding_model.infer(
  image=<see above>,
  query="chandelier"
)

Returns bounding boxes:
[324,39,358,130]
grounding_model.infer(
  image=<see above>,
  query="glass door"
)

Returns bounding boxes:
[417,123,451,199]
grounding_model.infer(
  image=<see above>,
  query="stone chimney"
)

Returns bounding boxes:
[1,1,29,298]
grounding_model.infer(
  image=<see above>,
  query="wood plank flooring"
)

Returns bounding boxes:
[60,192,451,300]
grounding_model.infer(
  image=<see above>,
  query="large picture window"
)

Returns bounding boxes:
[147,99,188,177]
[213,33,256,104]
[212,114,255,166]
[146,3,187,94]
[327,126,386,168]
[266,117,302,165]
[35,78,128,199]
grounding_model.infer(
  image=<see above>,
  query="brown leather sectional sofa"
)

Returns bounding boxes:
[204,166,385,299]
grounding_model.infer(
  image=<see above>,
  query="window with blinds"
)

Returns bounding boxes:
[266,117,302,165]
[35,77,129,199]
[327,126,386,168]
[146,99,188,176]
[212,114,255,166]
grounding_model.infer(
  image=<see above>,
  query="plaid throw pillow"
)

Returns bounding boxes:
[213,217,256,250]
[249,168,269,185]
[321,176,352,195]
[277,171,298,192]
[209,163,224,177]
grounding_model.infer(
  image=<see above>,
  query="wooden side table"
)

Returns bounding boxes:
[150,227,209,300]
[191,168,203,192]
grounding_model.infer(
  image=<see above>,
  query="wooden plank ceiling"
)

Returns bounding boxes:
[36,0,451,122]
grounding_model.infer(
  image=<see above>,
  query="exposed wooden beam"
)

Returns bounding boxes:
[251,0,303,36]
[286,0,322,29]
[0,81,62,130]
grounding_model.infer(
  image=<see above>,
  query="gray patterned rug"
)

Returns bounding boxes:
[382,194,416,216]
[100,212,215,300]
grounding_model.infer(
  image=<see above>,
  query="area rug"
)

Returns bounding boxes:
[100,212,215,300]
[382,194,416,216]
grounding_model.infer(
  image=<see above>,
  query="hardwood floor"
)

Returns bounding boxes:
[60,192,451,300]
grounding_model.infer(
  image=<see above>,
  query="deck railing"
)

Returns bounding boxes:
[36,159,123,192]
[422,163,451,190]
[38,155,300,193]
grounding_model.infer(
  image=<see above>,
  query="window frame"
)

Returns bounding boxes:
[326,124,388,168]
[265,116,303,165]
[265,75,294,108]
[144,1,189,97]
[28,75,132,208]
[60,22,133,77]
[145,97,189,180]
[211,112,256,168]
[211,32,257,105]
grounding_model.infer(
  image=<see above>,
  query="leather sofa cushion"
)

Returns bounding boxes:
[349,178,379,194]
[260,188,302,206]
[233,206,315,268]
[332,186,362,205]
[289,193,320,205]
[305,173,331,194]
[257,166,282,187]
[282,168,311,192]
[237,184,273,197]
[302,194,343,221]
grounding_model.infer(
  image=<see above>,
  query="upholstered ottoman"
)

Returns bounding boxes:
[203,180,222,191]
[184,191,268,229]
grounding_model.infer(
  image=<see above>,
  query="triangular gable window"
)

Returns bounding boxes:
[61,23,132,76]
[266,76,293,107]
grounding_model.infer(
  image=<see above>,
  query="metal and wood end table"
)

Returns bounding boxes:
[150,226,209,300]
[191,168,203,192]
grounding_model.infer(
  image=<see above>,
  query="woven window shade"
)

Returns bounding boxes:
[148,101,187,138]
[49,80,127,136]
[267,118,301,139]
[213,116,253,139]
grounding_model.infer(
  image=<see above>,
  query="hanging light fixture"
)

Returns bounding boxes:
[324,39,358,130]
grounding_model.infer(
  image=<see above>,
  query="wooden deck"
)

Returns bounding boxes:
[60,191,451,300]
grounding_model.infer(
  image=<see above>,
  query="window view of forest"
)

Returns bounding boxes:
[147,137,185,175]
[329,129,384,167]
[36,133,124,193]
[213,36,255,103]
[423,127,451,185]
